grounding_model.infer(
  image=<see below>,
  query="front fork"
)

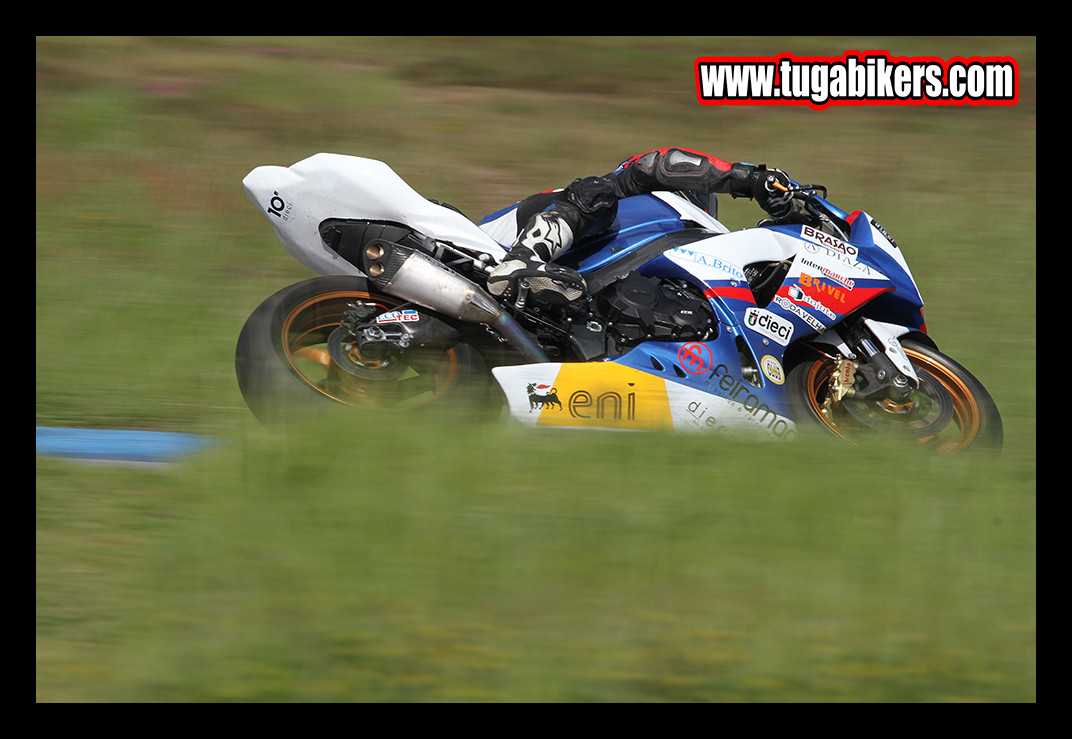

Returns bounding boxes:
[817,317,921,404]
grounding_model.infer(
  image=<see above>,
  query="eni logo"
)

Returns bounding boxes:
[536,362,673,431]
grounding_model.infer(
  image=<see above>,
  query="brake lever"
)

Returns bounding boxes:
[771,181,828,200]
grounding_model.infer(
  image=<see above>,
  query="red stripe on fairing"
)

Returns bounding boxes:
[704,285,756,304]
[775,283,893,317]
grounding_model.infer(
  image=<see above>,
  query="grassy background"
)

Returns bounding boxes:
[36,36,1035,702]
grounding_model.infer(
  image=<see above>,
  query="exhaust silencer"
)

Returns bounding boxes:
[359,240,548,362]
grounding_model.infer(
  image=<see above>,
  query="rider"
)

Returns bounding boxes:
[484,147,794,302]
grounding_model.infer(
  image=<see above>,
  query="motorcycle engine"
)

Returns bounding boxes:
[595,273,716,354]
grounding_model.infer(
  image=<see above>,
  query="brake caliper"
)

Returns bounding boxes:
[825,358,858,414]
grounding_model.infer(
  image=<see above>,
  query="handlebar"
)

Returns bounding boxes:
[769,178,828,200]
[765,179,850,240]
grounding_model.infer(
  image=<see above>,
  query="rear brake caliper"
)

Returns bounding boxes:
[328,302,411,379]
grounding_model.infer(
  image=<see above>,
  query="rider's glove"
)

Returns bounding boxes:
[751,166,794,220]
[486,245,585,304]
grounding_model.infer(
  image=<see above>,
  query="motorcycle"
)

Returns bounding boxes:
[236,153,1002,453]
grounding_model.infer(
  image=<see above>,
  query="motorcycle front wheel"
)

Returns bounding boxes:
[787,339,1003,453]
[235,275,487,422]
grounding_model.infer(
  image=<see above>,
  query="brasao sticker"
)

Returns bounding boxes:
[695,50,1019,110]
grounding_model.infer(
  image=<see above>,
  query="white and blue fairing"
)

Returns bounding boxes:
[483,188,925,430]
[244,154,925,439]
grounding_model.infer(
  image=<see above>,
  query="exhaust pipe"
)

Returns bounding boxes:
[359,240,548,363]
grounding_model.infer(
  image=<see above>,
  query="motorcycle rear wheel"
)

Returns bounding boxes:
[236,275,487,422]
[787,339,1003,453]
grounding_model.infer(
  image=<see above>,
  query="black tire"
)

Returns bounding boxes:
[787,339,1003,453]
[235,275,488,422]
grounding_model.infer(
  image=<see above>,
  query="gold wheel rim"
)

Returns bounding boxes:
[803,347,985,453]
[280,290,460,410]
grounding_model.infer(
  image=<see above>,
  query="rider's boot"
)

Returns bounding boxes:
[486,212,585,304]
[487,175,618,304]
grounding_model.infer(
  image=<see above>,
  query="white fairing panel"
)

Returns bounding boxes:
[663,226,801,284]
[243,153,506,276]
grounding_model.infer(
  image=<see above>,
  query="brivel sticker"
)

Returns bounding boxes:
[695,50,1019,110]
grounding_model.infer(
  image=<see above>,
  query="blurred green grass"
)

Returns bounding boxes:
[37,36,1035,702]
